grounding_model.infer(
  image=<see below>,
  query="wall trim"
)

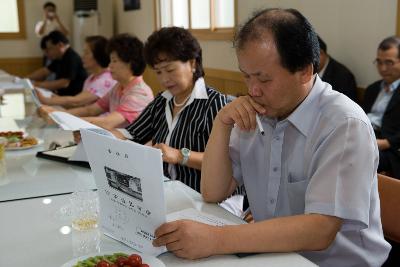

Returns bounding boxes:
[0,57,42,77]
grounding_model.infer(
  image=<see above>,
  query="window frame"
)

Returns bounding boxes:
[154,0,237,41]
[0,0,26,39]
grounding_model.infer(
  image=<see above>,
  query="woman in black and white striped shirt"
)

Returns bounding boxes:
[117,27,227,192]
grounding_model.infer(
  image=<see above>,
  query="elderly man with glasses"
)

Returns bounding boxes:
[363,36,400,179]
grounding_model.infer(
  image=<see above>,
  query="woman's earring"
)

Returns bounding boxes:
[192,68,196,73]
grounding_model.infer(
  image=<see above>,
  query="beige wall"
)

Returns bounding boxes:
[0,0,398,87]
[114,0,398,88]
[0,0,73,58]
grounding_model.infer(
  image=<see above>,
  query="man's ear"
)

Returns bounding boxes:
[298,64,314,84]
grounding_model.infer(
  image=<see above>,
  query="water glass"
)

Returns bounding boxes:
[0,137,8,185]
[70,190,99,231]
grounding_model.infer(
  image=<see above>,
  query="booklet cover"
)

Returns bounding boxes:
[81,129,167,256]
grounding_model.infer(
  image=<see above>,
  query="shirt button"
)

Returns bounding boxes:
[270,198,275,204]
[273,167,278,172]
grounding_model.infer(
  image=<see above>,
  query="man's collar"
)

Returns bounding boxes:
[382,78,400,93]
[285,75,324,137]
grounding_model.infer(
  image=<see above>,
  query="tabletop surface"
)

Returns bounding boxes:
[0,181,316,267]
[0,85,316,267]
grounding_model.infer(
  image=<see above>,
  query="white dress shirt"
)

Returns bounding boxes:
[229,75,390,267]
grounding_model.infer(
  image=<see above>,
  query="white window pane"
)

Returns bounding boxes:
[160,0,172,27]
[190,0,210,29]
[0,0,19,32]
[214,0,234,28]
[172,0,188,28]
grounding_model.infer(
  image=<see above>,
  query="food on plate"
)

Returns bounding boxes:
[0,131,38,148]
[73,252,150,267]
[0,131,24,139]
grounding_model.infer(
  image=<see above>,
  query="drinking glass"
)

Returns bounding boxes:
[70,190,99,231]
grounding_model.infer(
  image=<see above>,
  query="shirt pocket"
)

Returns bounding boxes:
[287,175,309,214]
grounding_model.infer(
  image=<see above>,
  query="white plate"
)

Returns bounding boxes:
[60,250,166,267]
[5,138,44,151]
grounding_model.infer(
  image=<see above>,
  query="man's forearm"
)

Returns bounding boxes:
[27,67,49,81]
[201,114,235,202]
[215,214,342,254]
[36,79,70,91]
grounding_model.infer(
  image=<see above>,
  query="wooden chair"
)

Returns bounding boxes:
[377,173,400,242]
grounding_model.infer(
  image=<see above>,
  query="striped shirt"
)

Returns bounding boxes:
[123,78,227,192]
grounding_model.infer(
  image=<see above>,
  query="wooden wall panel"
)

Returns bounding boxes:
[0,58,247,97]
[0,57,42,77]
[143,67,247,97]
[0,58,366,103]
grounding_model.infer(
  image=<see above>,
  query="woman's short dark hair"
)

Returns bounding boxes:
[234,8,320,74]
[107,33,146,76]
[85,36,110,68]
[144,27,204,82]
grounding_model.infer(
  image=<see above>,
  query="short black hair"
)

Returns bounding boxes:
[46,30,69,45]
[234,8,320,74]
[378,36,400,58]
[85,35,110,68]
[144,27,204,82]
[107,33,146,76]
[40,35,49,50]
[43,2,56,9]
[317,35,327,53]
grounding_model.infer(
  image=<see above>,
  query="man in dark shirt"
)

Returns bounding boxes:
[27,30,87,96]
[318,35,358,102]
[362,36,400,179]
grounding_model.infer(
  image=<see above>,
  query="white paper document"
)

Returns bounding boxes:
[167,208,239,227]
[49,112,114,162]
[49,111,101,131]
[81,129,167,256]
[20,78,52,107]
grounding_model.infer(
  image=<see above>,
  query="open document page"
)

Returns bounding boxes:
[81,129,167,256]
[47,112,114,161]
[20,78,52,107]
[48,111,101,131]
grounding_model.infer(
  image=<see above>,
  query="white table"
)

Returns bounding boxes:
[0,117,96,202]
[0,181,316,267]
[0,90,316,267]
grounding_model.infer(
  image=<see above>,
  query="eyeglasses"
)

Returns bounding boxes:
[373,59,400,67]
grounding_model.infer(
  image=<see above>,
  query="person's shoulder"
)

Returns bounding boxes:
[205,85,228,101]
[366,80,382,91]
[318,84,369,125]
[328,57,355,77]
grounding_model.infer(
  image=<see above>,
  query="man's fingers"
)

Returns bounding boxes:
[165,240,184,252]
[246,96,267,114]
[154,221,179,239]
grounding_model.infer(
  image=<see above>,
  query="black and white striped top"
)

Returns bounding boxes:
[124,78,227,192]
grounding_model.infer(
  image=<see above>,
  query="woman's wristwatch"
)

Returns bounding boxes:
[180,148,191,166]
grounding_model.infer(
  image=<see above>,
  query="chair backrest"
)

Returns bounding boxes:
[377,173,400,243]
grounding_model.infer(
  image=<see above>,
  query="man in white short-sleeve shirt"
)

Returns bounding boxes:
[35,2,69,38]
[152,8,391,267]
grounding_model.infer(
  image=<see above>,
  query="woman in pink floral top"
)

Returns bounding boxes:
[38,36,116,108]
[43,34,153,129]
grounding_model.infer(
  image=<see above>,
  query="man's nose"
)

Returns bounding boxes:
[248,81,262,97]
